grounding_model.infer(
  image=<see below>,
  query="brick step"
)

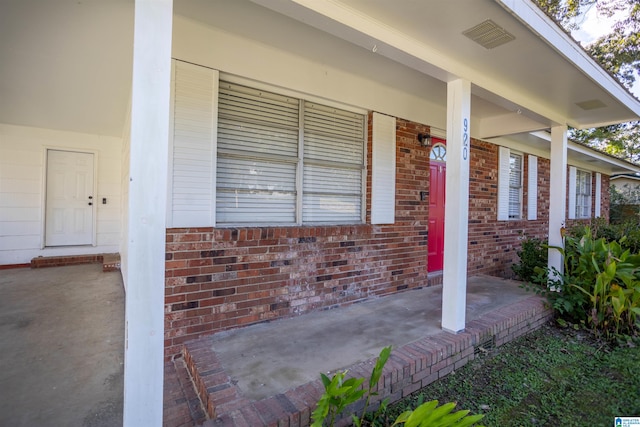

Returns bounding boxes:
[182,295,552,427]
[30,253,120,272]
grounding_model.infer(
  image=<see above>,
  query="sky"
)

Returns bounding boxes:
[570,4,640,97]
[571,4,625,43]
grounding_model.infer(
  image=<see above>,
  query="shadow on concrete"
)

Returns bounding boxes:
[0,264,124,427]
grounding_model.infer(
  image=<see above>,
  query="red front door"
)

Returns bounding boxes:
[428,143,446,272]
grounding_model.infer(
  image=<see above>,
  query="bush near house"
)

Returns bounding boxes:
[511,235,548,283]
[517,221,640,342]
[610,184,640,224]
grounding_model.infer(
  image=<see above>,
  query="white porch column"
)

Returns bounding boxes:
[441,79,471,333]
[123,1,173,426]
[548,125,568,278]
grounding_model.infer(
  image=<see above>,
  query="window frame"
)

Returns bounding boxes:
[575,168,592,219]
[508,151,523,220]
[215,77,368,226]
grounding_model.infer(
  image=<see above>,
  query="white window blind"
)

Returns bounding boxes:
[497,146,510,221]
[215,81,365,225]
[527,155,538,220]
[216,82,299,224]
[169,60,218,227]
[576,169,592,219]
[509,152,523,219]
[568,166,577,220]
[371,112,396,225]
[303,102,364,223]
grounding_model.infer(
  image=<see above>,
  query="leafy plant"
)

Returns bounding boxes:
[311,346,391,427]
[531,226,640,341]
[311,370,366,427]
[311,346,484,427]
[512,236,548,282]
[392,400,485,427]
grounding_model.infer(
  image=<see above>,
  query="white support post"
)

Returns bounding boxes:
[123,1,173,426]
[548,125,567,281]
[441,79,471,333]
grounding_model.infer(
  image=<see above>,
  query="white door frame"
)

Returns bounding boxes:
[41,147,99,248]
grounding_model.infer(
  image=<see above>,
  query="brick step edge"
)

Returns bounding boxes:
[186,295,553,427]
[30,253,121,272]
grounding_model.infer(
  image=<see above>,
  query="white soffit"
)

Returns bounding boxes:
[0,0,134,137]
[250,0,640,130]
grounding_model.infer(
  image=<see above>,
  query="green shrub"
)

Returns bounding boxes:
[512,236,548,282]
[312,346,484,427]
[533,227,640,341]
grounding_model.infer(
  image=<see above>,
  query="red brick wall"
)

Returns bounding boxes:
[466,139,551,278]
[164,114,432,359]
[164,114,612,359]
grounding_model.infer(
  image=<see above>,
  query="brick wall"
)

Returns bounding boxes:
[164,114,611,359]
[466,139,551,278]
[165,114,432,359]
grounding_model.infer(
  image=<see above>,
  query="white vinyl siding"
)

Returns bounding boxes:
[169,60,218,227]
[216,81,365,225]
[371,113,396,224]
[527,155,538,220]
[497,147,510,220]
[568,166,577,220]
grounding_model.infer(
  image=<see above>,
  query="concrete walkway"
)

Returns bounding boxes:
[0,264,124,427]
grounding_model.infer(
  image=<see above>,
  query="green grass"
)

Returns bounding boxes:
[373,324,640,426]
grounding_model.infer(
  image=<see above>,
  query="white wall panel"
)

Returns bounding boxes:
[0,123,122,265]
[371,112,396,225]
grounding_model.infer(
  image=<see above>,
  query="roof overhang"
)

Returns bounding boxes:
[250,0,640,134]
[489,130,640,175]
[1,0,639,141]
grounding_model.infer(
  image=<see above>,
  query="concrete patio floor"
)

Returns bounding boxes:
[0,264,124,427]
[164,275,552,427]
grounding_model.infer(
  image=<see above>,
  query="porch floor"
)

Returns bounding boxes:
[163,275,552,427]
[0,264,124,427]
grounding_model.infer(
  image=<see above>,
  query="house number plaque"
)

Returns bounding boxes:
[462,117,469,161]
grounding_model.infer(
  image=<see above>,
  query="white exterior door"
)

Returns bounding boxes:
[45,150,95,246]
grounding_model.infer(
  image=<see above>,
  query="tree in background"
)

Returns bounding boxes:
[535,0,640,164]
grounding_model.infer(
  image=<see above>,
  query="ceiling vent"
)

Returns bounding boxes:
[575,99,607,110]
[463,20,515,49]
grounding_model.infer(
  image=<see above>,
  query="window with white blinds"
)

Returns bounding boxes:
[508,152,523,219]
[575,169,592,219]
[498,148,537,221]
[216,81,365,225]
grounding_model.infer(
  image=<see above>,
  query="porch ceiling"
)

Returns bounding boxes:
[1,0,639,143]
[249,0,640,134]
[0,0,133,138]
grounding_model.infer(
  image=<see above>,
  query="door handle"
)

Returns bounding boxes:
[88,202,93,206]
[88,196,93,199]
